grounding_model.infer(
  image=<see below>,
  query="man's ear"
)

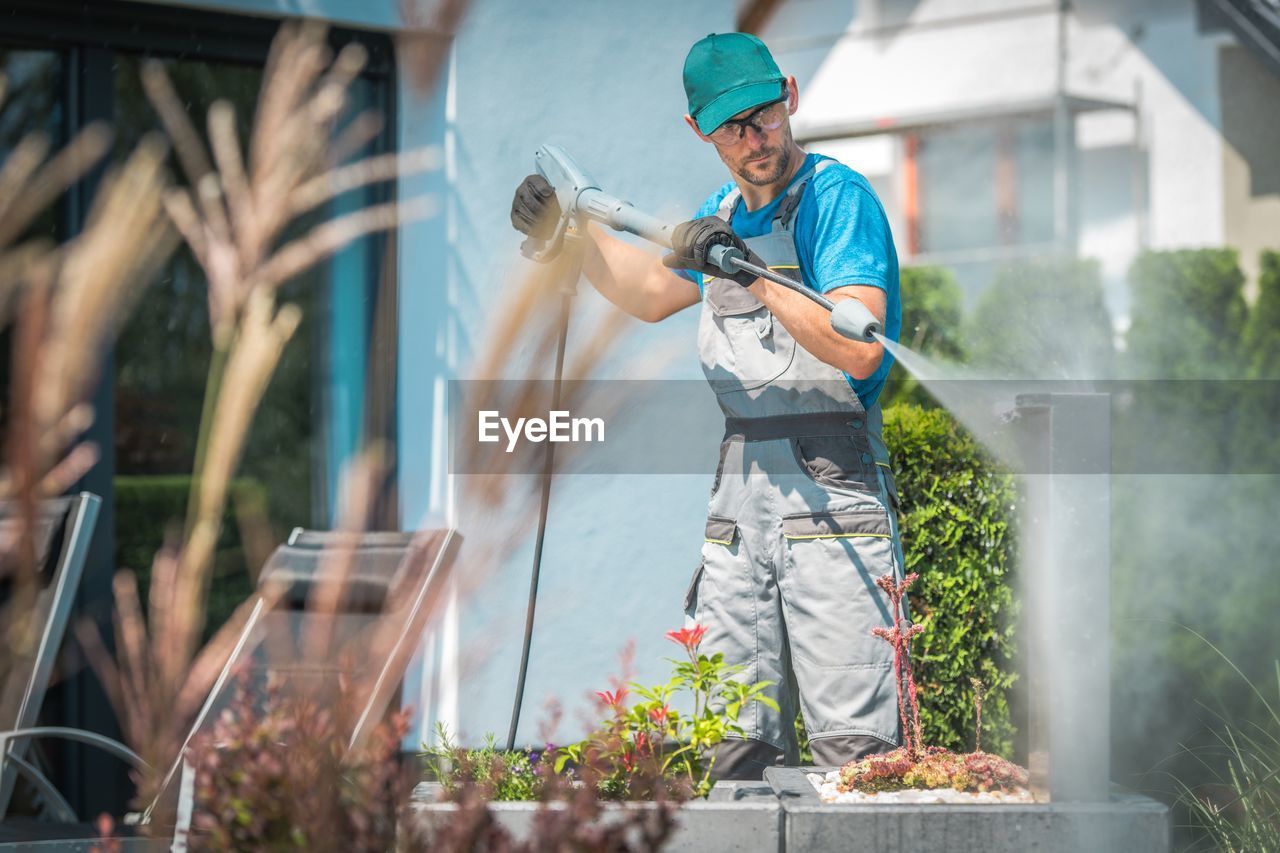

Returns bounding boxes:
[684,113,709,141]
[785,76,799,115]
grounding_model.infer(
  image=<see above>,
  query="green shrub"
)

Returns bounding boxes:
[967,256,1114,378]
[421,726,551,802]
[1126,248,1247,379]
[883,404,1019,757]
[883,265,966,410]
[1244,249,1280,379]
[114,474,263,639]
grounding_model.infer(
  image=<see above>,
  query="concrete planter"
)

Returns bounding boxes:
[764,767,1170,853]
[410,780,781,852]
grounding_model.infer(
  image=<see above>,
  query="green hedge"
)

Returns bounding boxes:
[883,404,1019,757]
[967,256,1114,377]
[1126,248,1247,379]
[115,475,264,639]
[882,266,966,410]
[1244,249,1280,379]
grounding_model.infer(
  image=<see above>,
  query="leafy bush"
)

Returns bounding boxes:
[187,676,414,851]
[421,727,554,802]
[1244,249,1280,379]
[967,256,1114,378]
[883,265,966,409]
[882,404,1019,757]
[1126,248,1247,379]
[562,625,778,799]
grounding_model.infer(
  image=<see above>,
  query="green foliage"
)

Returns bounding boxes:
[882,405,1019,758]
[1244,250,1280,379]
[114,475,262,639]
[420,726,551,802]
[1173,642,1280,853]
[1126,248,1248,378]
[967,256,1114,377]
[561,627,778,799]
[883,266,966,409]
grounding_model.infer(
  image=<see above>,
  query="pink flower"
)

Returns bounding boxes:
[649,705,672,724]
[665,625,708,653]
[595,688,627,708]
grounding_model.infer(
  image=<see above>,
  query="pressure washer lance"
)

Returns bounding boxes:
[506,145,885,752]
[523,143,884,342]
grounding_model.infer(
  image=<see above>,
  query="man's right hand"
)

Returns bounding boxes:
[510,174,561,239]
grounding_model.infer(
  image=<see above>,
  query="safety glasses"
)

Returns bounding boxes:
[706,97,788,146]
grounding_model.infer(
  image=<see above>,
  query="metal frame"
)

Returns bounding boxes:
[0,493,101,821]
[0,729,147,823]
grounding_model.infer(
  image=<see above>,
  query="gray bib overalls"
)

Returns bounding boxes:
[686,161,906,776]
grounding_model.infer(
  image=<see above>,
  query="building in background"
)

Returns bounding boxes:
[751,0,1280,325]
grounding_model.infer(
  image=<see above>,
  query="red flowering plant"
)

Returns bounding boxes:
[557,624,778,799]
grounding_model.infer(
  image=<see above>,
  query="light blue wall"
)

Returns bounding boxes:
[394,0,737,746]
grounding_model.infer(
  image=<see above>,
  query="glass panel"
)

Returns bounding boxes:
[0,49,63,236]
[917,124,999,254]
[1014,119,1055,245]
[0,49,63,448]
[110,54,383,634]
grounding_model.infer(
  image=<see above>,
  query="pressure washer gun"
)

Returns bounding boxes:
[521,144,883,343]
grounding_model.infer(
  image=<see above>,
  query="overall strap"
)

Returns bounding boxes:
[714,187,742,223]
[714,157,834,229]
[774,157,835,231]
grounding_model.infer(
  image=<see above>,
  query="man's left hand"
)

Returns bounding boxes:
[662,216,764,287]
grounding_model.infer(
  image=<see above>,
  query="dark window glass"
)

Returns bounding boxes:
[110,53,386,634]
[0,49,63,448]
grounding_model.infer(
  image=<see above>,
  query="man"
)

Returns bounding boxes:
[510,32,906,779]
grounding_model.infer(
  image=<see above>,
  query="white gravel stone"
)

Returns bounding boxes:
[807,770,1034,805]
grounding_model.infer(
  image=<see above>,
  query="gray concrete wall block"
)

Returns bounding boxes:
[765,767,1170,853]
[412,781,782,852]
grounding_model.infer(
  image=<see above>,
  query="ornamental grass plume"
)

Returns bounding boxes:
[0,69,177,727]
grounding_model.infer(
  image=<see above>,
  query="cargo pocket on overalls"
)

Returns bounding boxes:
[781,507,896,668]
[791,432,879,494]
[704,515,738,546]
[780,508,893,541]
[704,280,795,391]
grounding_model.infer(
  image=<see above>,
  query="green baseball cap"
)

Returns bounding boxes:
[683,32,785,135]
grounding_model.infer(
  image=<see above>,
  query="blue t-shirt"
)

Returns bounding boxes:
[678,152,901,408]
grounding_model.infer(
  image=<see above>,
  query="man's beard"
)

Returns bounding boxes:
[731,123,795,186]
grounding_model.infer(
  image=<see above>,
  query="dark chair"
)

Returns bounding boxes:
[142,526,459,837]
[0,493,138,824]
